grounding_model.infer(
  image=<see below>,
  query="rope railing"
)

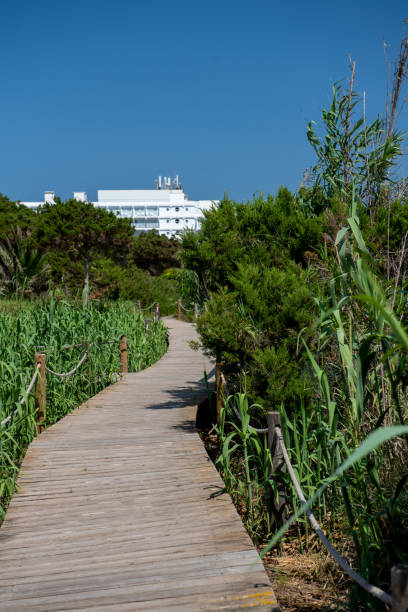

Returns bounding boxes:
[180,303,194,312]
[61,342,83,350]
[275,426,393,606]
[36,339,119,352]
[45,351,88,378]
[216,366,396,605]
[1,365,40,428]
[61,340,118,349]
[139,302,156,311]
[1,330,139,431]
[176,299,202,321]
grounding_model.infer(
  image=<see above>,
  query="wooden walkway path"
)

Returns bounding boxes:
[0,318,278,611]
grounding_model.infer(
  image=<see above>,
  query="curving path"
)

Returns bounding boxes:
[0,318,278,611]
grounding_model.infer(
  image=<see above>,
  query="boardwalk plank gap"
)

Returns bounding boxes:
[0,317,279,611]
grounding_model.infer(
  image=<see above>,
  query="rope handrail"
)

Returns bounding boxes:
[2,324,147,430]
[218,366,395,603]
[1,365,40,428]
[61,342,84,350]
[36,339,120,352]
[275,426,393,606]
[221,373,268,434]
[180,303,193,312]
[45,351,88,378]
[140,302,156,311]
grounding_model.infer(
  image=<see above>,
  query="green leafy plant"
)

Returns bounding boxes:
[306,71,403,207]
[0,228,50,298]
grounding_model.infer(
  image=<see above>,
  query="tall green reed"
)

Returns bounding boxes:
[276,195,408,608]
[214,392,275,542]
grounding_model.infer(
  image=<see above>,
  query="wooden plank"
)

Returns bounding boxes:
[0,573,275,611]
[0,318,279,611]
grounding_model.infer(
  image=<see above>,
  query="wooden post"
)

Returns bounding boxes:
[392,564,408,611]
[216,362,224,427]
[267,411,286,524]
[120,334,128,373]
[34,353,46,433]
[154,301,160,322]
[203,301,208,313]
[267,412,281,471]
[145,318,151,333]
[137,300,141,312]
[193,303,199,322]
[177,298,181,320]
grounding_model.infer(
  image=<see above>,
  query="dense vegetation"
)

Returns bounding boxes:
[180,52,408,610]
[181,189,323,411]
[0,298,168,520]
[0,195,180,312]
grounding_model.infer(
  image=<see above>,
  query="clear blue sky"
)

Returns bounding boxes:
[1,0,407,203]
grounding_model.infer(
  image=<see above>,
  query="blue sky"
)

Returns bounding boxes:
[1,0,407,203]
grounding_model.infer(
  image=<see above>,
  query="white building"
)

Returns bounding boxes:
[22,176,218,237]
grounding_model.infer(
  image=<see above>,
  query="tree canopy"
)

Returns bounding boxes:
[132,230,180,275]
[34,198,134,302]
[0,194,37,240]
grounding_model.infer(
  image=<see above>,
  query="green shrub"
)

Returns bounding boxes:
[197,261,316,412]
[180,188,326,296]
[92,258,178,314]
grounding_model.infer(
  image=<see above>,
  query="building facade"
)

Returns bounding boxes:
[22,176,218,237]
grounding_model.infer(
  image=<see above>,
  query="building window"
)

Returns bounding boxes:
[167,219,169,223]
[175,219,180,224]
[185,207,188,211]
[145,218,160,229]
[175,207,180,212]
[121,206,133,217]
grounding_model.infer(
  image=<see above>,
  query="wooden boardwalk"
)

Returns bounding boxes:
[0,318,278,611]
